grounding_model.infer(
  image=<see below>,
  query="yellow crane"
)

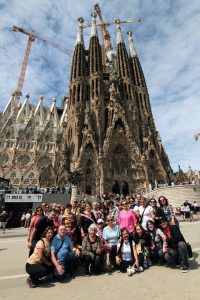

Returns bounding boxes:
[83,3,141,69]
[12,25,70,109]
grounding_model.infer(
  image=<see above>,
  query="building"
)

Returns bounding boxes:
[62,13,173,195]
[0,9,174,195]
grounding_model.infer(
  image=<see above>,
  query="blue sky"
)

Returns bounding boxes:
[0,0,200,172]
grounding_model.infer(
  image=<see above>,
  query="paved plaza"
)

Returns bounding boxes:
[0,222,200,300]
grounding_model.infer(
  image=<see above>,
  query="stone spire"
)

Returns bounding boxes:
[115,19,124,44]
[16,93,30,123]
[34,95,44,125]
[49,97,59,127]
[127,31,137,57]
[90,12,97,37]
[76,17,84,45]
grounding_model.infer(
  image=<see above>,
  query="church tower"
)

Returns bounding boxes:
[64,12,173,195]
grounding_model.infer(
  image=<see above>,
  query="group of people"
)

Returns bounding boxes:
[25,193,191,288]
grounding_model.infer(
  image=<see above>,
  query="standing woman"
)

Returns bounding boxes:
[158,196,176,225]
[103,215,121,270]
[134,197,154,230]
[79,201,96,240]
[149,198,166,227]
[118,200,137,236]
[26,227,54,288]
[116,228,139,276]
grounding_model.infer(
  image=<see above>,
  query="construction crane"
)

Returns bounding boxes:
[83,3,141,69]
[12,25,70,109]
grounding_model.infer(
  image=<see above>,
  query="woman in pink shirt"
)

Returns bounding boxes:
[118,200,137,236]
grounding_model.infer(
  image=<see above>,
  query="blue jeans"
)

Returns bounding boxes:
[54,251,76,279]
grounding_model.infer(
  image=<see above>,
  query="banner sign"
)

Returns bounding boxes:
[5,194,43,203]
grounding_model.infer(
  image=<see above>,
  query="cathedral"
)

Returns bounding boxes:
[0,8,174,195]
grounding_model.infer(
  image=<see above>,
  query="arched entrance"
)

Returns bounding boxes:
[112,181,120,194]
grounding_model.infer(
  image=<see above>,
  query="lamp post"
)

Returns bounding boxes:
[68,169,82,203]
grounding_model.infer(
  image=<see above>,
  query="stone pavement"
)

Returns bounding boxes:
[0,222,200,300]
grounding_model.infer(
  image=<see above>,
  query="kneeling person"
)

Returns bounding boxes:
[51,225,76,279]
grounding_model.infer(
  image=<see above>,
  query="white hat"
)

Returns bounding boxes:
[97,218,104,224]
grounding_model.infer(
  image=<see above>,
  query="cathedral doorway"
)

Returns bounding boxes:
[112,181,120,194]
[122,181,129,196]
[85,185,91,195]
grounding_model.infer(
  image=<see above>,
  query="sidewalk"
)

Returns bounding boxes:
[0,227,28,239]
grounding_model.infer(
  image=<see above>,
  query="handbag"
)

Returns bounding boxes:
[186,242,193,258]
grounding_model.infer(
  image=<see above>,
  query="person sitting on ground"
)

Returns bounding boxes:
[51,225,78,280]
[159,218,190,272]
[132,223,153,269]
[82,224,103,276]
[146,220,167,264]
[115,228,139,276]
[26,227,54,288]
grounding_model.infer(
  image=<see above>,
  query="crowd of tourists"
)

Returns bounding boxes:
[24,193,193,288]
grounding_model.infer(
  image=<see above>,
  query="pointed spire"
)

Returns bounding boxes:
[16,93,30,122]
[115,19,124,44]
[34,95,44,125]
[90,12,97,37]
[49,97,59,127]
[76,17,84,45]
[25,94,30,120]
[127,31,137,57]
[2,92,15,116]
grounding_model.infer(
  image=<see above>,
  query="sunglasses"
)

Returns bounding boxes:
[37,210,42,212]
[107,219,114,222]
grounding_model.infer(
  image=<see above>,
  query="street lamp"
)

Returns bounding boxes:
[68,169,82,202]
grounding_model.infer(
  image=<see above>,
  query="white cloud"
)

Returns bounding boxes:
[0,0,200,172]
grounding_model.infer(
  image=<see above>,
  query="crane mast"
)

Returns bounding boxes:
[12,25,70,109]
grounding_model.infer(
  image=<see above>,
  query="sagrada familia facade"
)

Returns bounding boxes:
[0,9,177,195]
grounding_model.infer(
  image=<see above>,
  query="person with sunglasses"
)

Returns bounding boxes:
[103,215,121,271]
[27,207,43,249]
[159,218,190,272]
[149,198,166,227]
[118,201,137,237]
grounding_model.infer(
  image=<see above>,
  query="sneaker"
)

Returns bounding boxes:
[147,259,152,266]
[127,266,136,276]
[143,260,148,268]
[26,277,37,288]
[181,265,190,273]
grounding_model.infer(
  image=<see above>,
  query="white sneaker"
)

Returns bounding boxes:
[138,266,144,272]
[127,266,136,276]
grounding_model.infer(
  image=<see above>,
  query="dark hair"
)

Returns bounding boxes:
[146,220,155,232]
[158,196,169,207]
[66,203,72,209]
[42,226,53,238]
[121,227,129,237]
